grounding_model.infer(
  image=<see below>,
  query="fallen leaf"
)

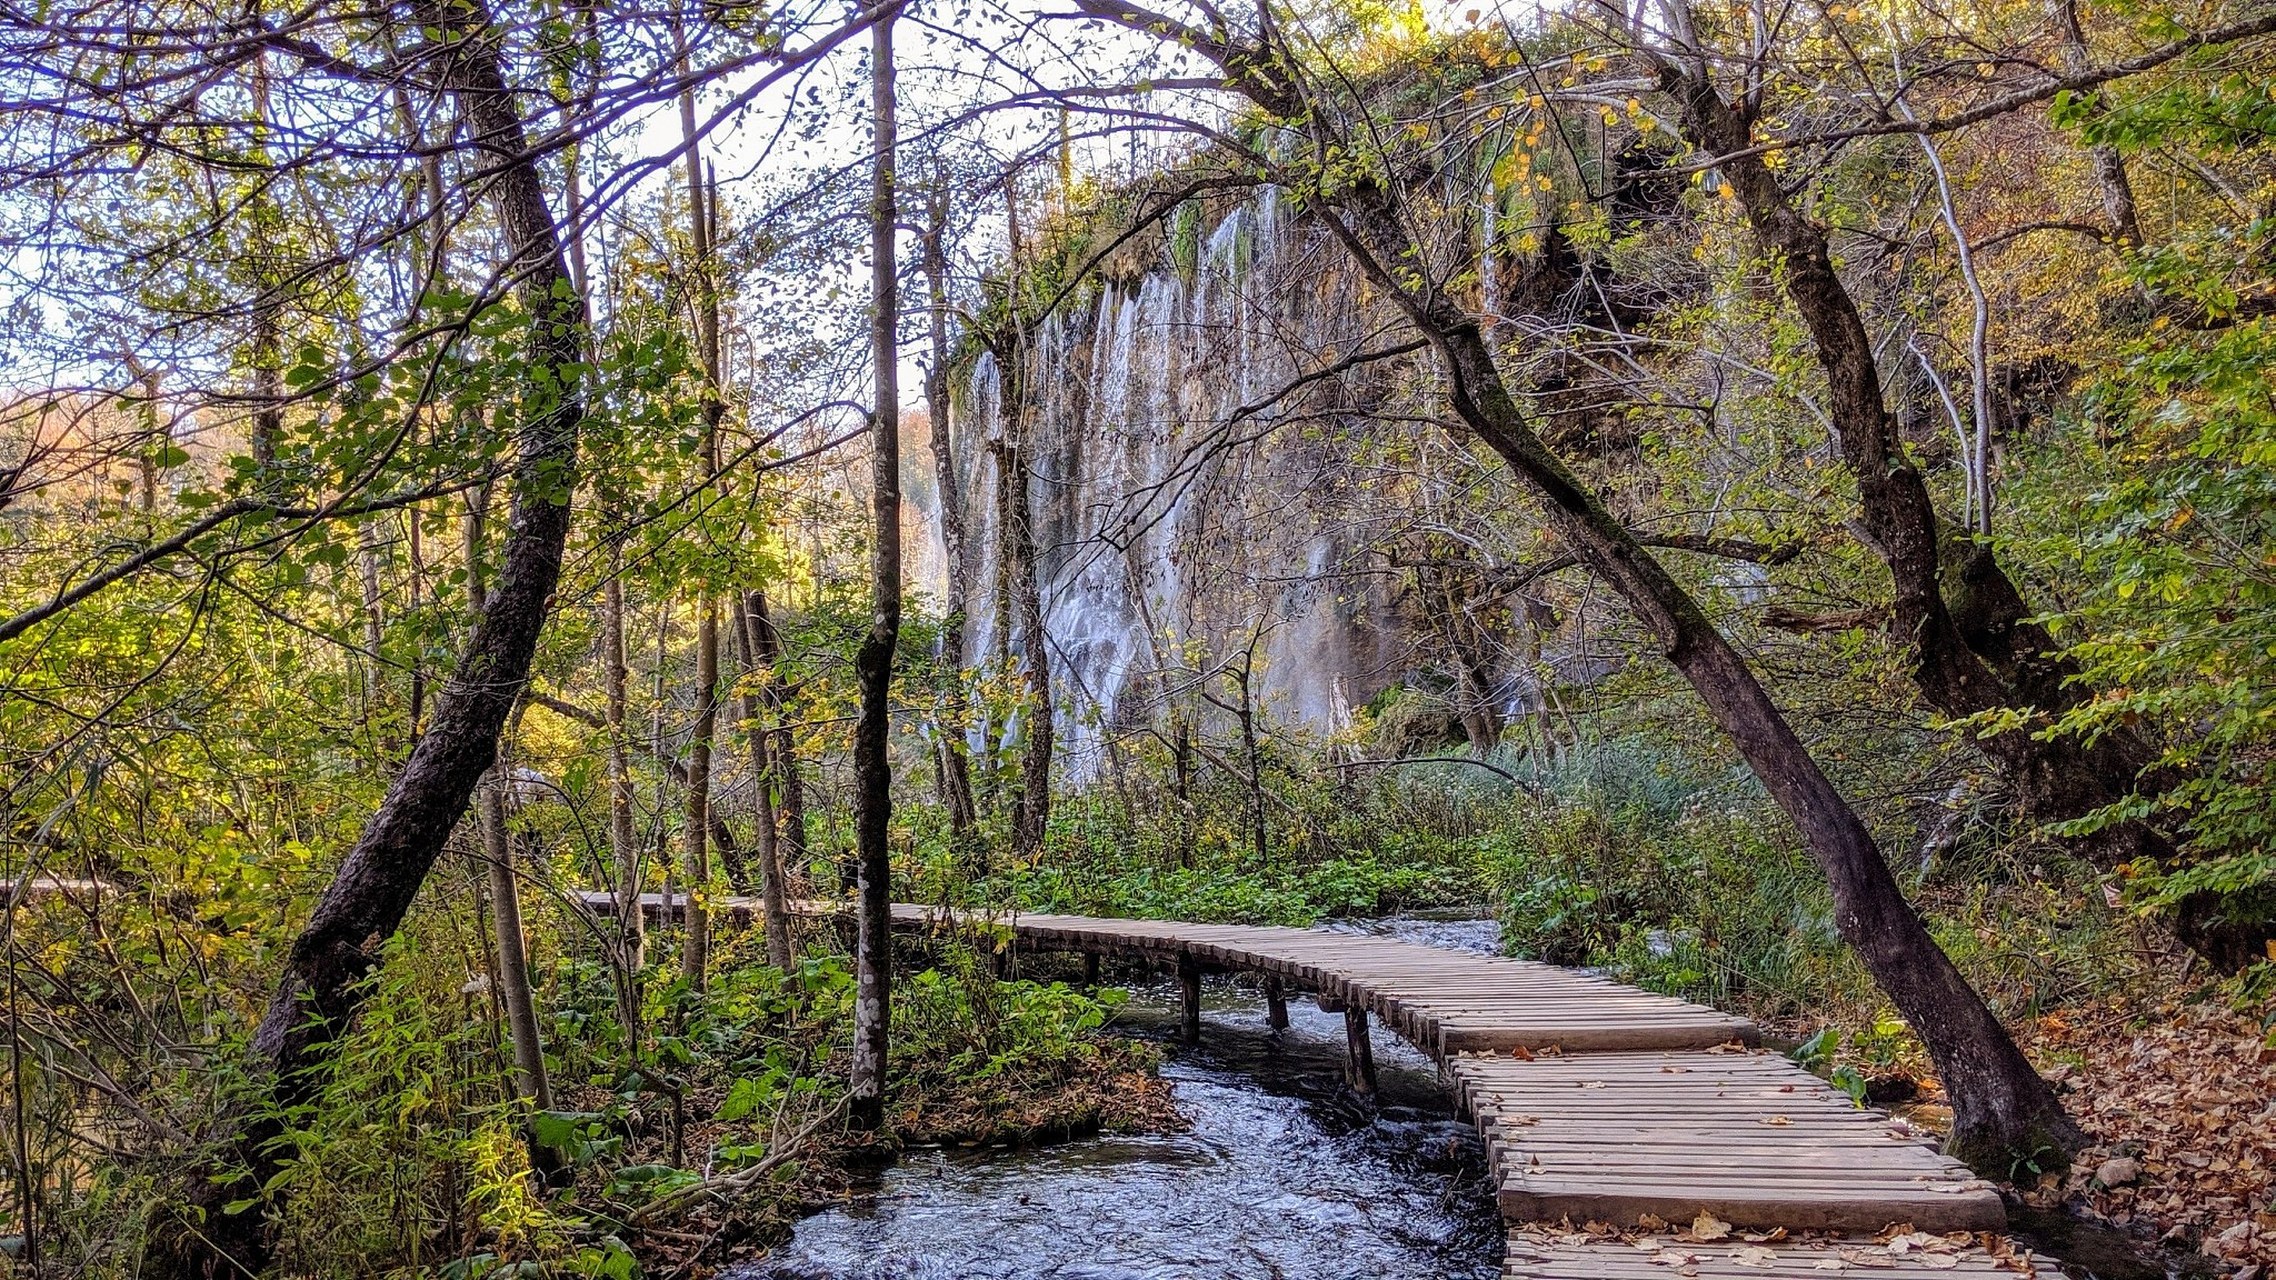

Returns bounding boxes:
[1887,1232,1943,1256]
[1694,1214,1734,1242]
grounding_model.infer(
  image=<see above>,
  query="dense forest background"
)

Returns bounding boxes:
[2,0,2275,1271]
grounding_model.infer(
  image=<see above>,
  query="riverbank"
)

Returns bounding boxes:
[1748,974,2274,1278]
[590,953,1185,1278]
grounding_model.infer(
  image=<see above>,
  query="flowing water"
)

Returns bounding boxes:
[749,919,1504,1280]
[746,916,2184,1280]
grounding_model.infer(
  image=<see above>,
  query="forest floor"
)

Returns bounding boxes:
[2020,993,2276,1274]
[1779,986,2276,1275]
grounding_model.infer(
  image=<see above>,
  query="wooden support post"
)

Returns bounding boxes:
[1344,1004,1377,1098]
[1264,973,1289,1031]
[1083,952,1101,987]
[1178,952,1201,1044]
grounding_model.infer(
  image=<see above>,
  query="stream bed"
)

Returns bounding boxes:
[749,918,1504,1280]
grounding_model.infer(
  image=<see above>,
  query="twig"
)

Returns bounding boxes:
[627,1094,847,1225]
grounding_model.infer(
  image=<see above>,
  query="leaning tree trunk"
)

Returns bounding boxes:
[1329,179,2082,1170]
[848,3,903,1132]
[1064,0,2079,1167]
[1662,62,2270,971]
[161,2,587,1270]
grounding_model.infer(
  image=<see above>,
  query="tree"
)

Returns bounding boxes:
[849,0,905,1131]
[1066,0,2081,1168]
[920,176,982,855]
[1636,5,2276,969]
[674,60,726,992]
[164,1,592,1266]
[737,589,799,974]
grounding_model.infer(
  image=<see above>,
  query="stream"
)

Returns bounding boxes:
[746,916,2183,1280]
[749,917,1504,1280]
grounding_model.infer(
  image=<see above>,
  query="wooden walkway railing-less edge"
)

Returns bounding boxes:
[587,893,2028,1277]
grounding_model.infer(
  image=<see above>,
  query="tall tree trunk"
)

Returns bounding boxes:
[1661,60,2268,970]
[479,784,551,1110]
[246,59,285,479]
[989,346,1053,863]
[679,600,718,989]
[747,588,808,884]
[673,54,726,993]
[162,2,587,1268]
[603,567,644,977]
[1225,633,1266,867]
[1170,710,1196,868]
[358,520,386,707]
[408,505,427,740]
[849,3,903,1132]
[739,590,797,974]
[464,492,552,1124]
[564,72,642,994]
[920,178,980,855]
[2056,0,2145,249]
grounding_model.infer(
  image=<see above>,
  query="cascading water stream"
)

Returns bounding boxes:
[947,189,1408,779]
[745,919,1507,1280]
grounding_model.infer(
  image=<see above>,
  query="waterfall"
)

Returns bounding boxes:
[955,188,1408,780]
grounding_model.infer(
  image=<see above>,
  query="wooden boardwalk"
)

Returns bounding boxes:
[583,894,2019,1271]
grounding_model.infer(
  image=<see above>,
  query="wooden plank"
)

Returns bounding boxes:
[1457,1051,2002,1233]
[1504,1232,2037,1280]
